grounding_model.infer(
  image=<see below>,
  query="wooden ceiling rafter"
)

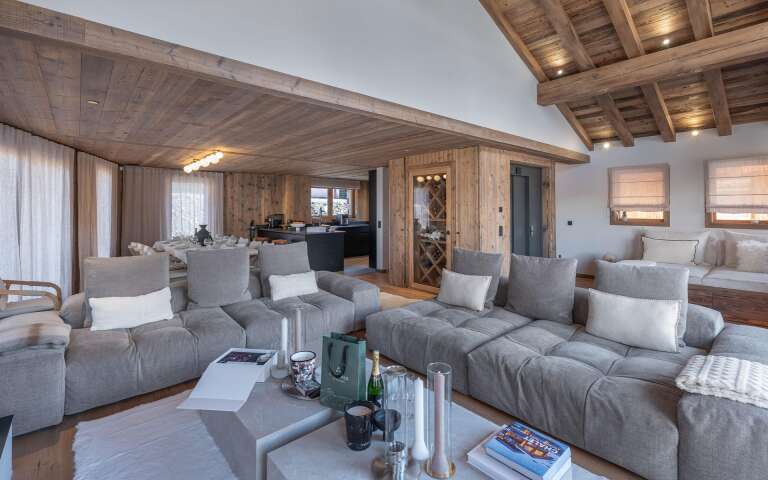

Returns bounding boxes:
[538,0,634,147]
[602,0,676,142]
[537,21,768,105]
[478,0,594,151]
[686,0,734,136]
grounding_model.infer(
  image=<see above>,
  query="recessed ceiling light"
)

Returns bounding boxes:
[662,38,671,46]
[86,99,100,105]
[557,69,564,76]
[602,141,611,150]
[691,129,700,136]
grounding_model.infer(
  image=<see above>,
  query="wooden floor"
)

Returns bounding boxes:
[12,270,639,480]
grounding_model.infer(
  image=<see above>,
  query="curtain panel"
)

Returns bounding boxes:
[76,152,120,289]
[706,157,768,213]
[608,164,670,211]
[0,123,75,297]
[121,166,223,254]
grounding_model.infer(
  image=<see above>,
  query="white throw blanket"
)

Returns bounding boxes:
[676,355,768,409]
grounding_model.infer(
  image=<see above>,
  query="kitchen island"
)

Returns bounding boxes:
[258,228,345,272]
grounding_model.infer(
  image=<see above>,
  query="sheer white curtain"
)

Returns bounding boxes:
[121,166,223,253]
[170,170,224,237]
[608,164,670,211]
[707,157,768,213]
[0,123,74,297]
[77,152,119,260]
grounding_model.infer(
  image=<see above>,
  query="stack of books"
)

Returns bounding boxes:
[468,421,572,480]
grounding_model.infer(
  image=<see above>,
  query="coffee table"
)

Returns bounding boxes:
[266,402,497,480]
[200,376,338,480]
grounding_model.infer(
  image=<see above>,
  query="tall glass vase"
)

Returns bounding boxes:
[426,362,454,478]
[372,365,417,480]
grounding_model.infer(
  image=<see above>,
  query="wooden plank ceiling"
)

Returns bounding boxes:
[0,1,589,181]
[481,0,768,149]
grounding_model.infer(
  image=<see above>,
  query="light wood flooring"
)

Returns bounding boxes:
[13,271,638,480]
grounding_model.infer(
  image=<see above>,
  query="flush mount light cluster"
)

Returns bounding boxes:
[416,174,448,183]
[183,151,224,174]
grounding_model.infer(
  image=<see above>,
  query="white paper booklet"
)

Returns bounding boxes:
[177,348,276,412]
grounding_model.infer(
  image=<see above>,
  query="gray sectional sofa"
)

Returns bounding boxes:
[1,242,379,435]
[367,253,768,480]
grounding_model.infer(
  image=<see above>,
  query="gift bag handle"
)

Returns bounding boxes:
[326,342,350,379]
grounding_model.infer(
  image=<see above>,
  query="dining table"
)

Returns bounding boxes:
[152,240,259,264]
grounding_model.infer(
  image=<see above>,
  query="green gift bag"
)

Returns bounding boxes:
[320,333,367,411]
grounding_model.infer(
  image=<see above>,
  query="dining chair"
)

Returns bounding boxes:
[0,277,62,319]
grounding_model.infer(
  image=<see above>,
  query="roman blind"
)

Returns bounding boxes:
[608,164,670,211]
[707,157,768,213]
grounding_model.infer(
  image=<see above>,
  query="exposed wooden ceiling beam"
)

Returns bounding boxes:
[602,0,676,142]
[478,0,594,151]
[537,21,768,105]
[0,0,589,164]
[686,0,733,136]
[539,0,634,147]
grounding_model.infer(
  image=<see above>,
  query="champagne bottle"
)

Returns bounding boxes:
[367,350,384,406]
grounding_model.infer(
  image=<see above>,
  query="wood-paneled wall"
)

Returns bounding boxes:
[224,172,369,237]
[388,146,557,287]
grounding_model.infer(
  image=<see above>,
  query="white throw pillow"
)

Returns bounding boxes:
[641,230,711,264]
[736,240,768,274]
[725,231,768,268]
[586,289,680,353]
[269,271,318,302]
[641,236,698,265]
[436,269,492,312]
[89,287,174,331]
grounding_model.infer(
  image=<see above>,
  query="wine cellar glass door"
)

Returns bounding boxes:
[407,165,452,292]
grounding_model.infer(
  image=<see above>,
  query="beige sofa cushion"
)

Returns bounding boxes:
[702,267,768,293]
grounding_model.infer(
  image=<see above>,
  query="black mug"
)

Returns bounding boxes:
[344,400,377,451]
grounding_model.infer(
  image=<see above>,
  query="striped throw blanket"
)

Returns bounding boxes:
[676,355,768,409]
[0,311,71,353]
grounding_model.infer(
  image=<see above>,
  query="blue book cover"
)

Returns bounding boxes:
[484,422,570,480]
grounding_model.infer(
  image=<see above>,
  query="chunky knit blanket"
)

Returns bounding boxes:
[676,355,768,409]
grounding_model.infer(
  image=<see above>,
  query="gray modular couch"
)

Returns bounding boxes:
[1,242,379,435]
[367,255,768,480]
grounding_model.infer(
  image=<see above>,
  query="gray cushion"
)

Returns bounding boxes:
[187,248,251,307]
[505,254,577,324]
[594,260,689,346]
[59,292,86,328]
[83,255,169,328]
[452,248,503,303]
[258,242,311,298]
[223,298,287,348]
[0,296,56,319]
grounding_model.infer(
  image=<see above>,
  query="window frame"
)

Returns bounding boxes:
[608,164,671,227]
[310,187,356,218]
[705,157,768,230]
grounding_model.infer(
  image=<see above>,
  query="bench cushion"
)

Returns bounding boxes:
[702,266,768,293]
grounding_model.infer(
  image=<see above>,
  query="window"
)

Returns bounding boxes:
[608,164,670,226]
[333,188,352,215]
[170,172,223,237]
[706,157,768,228]
[311,187,329,216]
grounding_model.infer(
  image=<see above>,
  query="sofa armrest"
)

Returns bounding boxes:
[684,304,724,350]
[678,393,768,480]
[316,271,380,328]
[59,292,86,329]
[572,287,590,325]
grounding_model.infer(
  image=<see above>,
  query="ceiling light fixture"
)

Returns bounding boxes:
[557,69,564,76]
[602,141,611,150]
[691,129,700,136]
[86,99,100,105]
[662,38,671,46]
[184,151,224,174]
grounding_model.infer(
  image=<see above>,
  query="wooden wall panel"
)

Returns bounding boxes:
[281,175,312,223]
[478,147,512,274]
[356,181,370,220]
[223,172,283,237]
[454,147,480,250]
[388,158,407,287]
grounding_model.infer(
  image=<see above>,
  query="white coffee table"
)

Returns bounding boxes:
[200,376,338,480]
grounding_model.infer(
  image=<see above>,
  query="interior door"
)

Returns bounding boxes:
[407,165,452,292]
[510,164,543,257]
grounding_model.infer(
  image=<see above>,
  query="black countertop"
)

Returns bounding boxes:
[258,227,345,236]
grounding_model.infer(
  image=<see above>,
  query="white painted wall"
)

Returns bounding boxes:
[29,0,585,153]
[557,122,768,274]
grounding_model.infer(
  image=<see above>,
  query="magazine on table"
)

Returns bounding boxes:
[483,422,571,480]
[177,348,277,412]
